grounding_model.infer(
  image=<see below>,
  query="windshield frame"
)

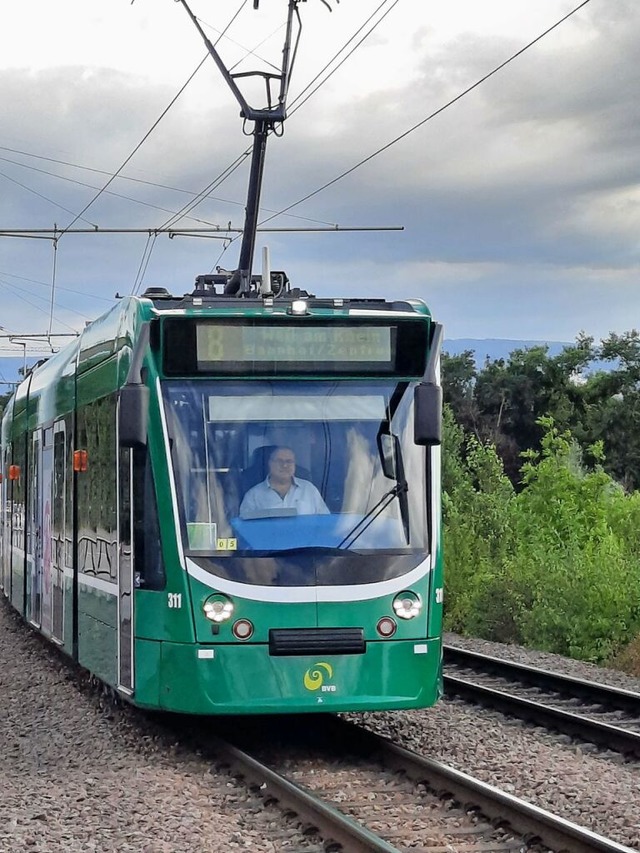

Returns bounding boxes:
[162,377,431,586]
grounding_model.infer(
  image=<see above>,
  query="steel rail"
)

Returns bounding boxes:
[445,674,640,757]
[215,714,636,853]
[443,646,640,756]
[338,722,637,853]
[444,645,640,711]
[209,734,402,853]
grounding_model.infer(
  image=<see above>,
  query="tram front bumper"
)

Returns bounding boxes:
[134,637,442,714]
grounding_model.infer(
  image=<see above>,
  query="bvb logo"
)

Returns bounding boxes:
[303,662,334,691]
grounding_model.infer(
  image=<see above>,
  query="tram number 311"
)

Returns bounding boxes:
[168,593,183,609]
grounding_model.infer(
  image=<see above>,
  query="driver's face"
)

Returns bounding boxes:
[269,450,296,482]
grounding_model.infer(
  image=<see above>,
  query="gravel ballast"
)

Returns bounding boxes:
[350,633,640,850]
[0,599,315,853]
[2,596,639,851]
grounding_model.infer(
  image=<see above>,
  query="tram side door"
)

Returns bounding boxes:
[39,428,55,636]
[26,430,43,626]
[0,444,7,593]
[50,423,66,643]
[117,447,134,694]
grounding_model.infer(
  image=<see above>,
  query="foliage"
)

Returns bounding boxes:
[443,331,640,491]
[443,415,640,664]
[442,405,519,641]
[608,633,640,677]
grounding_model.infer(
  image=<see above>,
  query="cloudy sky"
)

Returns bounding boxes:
[0,0,638,362]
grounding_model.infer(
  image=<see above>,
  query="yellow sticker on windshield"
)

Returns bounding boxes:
[216,537,238,551]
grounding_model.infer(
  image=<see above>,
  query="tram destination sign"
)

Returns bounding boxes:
[199,324,390,363]
[162,319,428,376]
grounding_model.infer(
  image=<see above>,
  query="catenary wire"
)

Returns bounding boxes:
[156,0,296,231]
[288,0,401,116]
[258,0,593,226]
[0,149,337,228]
[157,149,252,231]
[47,238,58,339]
[55,52,211,238]
[36,2,249,329]
[0,153,228,229]
[196,13,284,74]
[56,1,250,238]
[132,232,159,296]
[187,0,407,264]
[36,0,394,240]
[0,280,87,330]
[0,170,97,226]
[0,269,113,303]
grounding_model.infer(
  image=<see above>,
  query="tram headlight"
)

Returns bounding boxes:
[203,594,234,623]
[289,299,308,315]
[392,591,422,620]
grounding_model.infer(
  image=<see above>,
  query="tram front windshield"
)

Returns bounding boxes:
[163,380,429,586]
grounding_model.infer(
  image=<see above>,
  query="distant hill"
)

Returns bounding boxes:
[0,339,605,392]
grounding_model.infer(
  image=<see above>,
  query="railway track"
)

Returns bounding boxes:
[182,715,636,853]
[444,645,640,758]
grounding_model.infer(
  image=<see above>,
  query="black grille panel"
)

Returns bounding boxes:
[269,628,365,656]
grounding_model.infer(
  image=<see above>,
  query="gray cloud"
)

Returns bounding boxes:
[1,2,640,343]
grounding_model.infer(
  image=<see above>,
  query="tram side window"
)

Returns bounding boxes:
[76,394,117,580]
[132,447,165,590]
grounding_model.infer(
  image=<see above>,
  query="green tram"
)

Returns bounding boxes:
[0,281,443,714]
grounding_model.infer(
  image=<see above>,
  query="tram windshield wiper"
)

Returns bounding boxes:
[338,433,410,550]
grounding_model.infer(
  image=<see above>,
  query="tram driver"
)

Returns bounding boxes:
[239,446,329,519]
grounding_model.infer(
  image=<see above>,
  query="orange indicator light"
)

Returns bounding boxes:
[73,450,88,472]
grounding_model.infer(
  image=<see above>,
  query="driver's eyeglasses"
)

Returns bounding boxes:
[272,458,295,466]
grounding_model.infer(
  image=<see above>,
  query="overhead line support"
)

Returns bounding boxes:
[177,0,300,295]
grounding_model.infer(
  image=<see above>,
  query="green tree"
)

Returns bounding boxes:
[580,330,640,489]
[443,335,595,487]
[441,350,477,433]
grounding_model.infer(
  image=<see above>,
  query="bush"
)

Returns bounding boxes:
[443,416,640,664]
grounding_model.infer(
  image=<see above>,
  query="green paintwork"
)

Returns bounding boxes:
[428,524,444,637]
[1,291,443,715]
[134,638,162,707]
[317,597,431,639]
[134,636,442,714]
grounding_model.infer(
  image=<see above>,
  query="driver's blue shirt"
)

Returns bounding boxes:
[239,476,329,518]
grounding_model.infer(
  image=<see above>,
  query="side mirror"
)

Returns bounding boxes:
[414,382,442,446]
[377,432,397,480]
[119,384,150,448]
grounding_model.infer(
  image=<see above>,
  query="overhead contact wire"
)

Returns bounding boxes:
[0,170,96,226]
[0,149,335,228]
[132,232,159,296]
[260,0,593,225]
[208,0,404,258]
[289,0,401,116]
[57,52,211,238]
